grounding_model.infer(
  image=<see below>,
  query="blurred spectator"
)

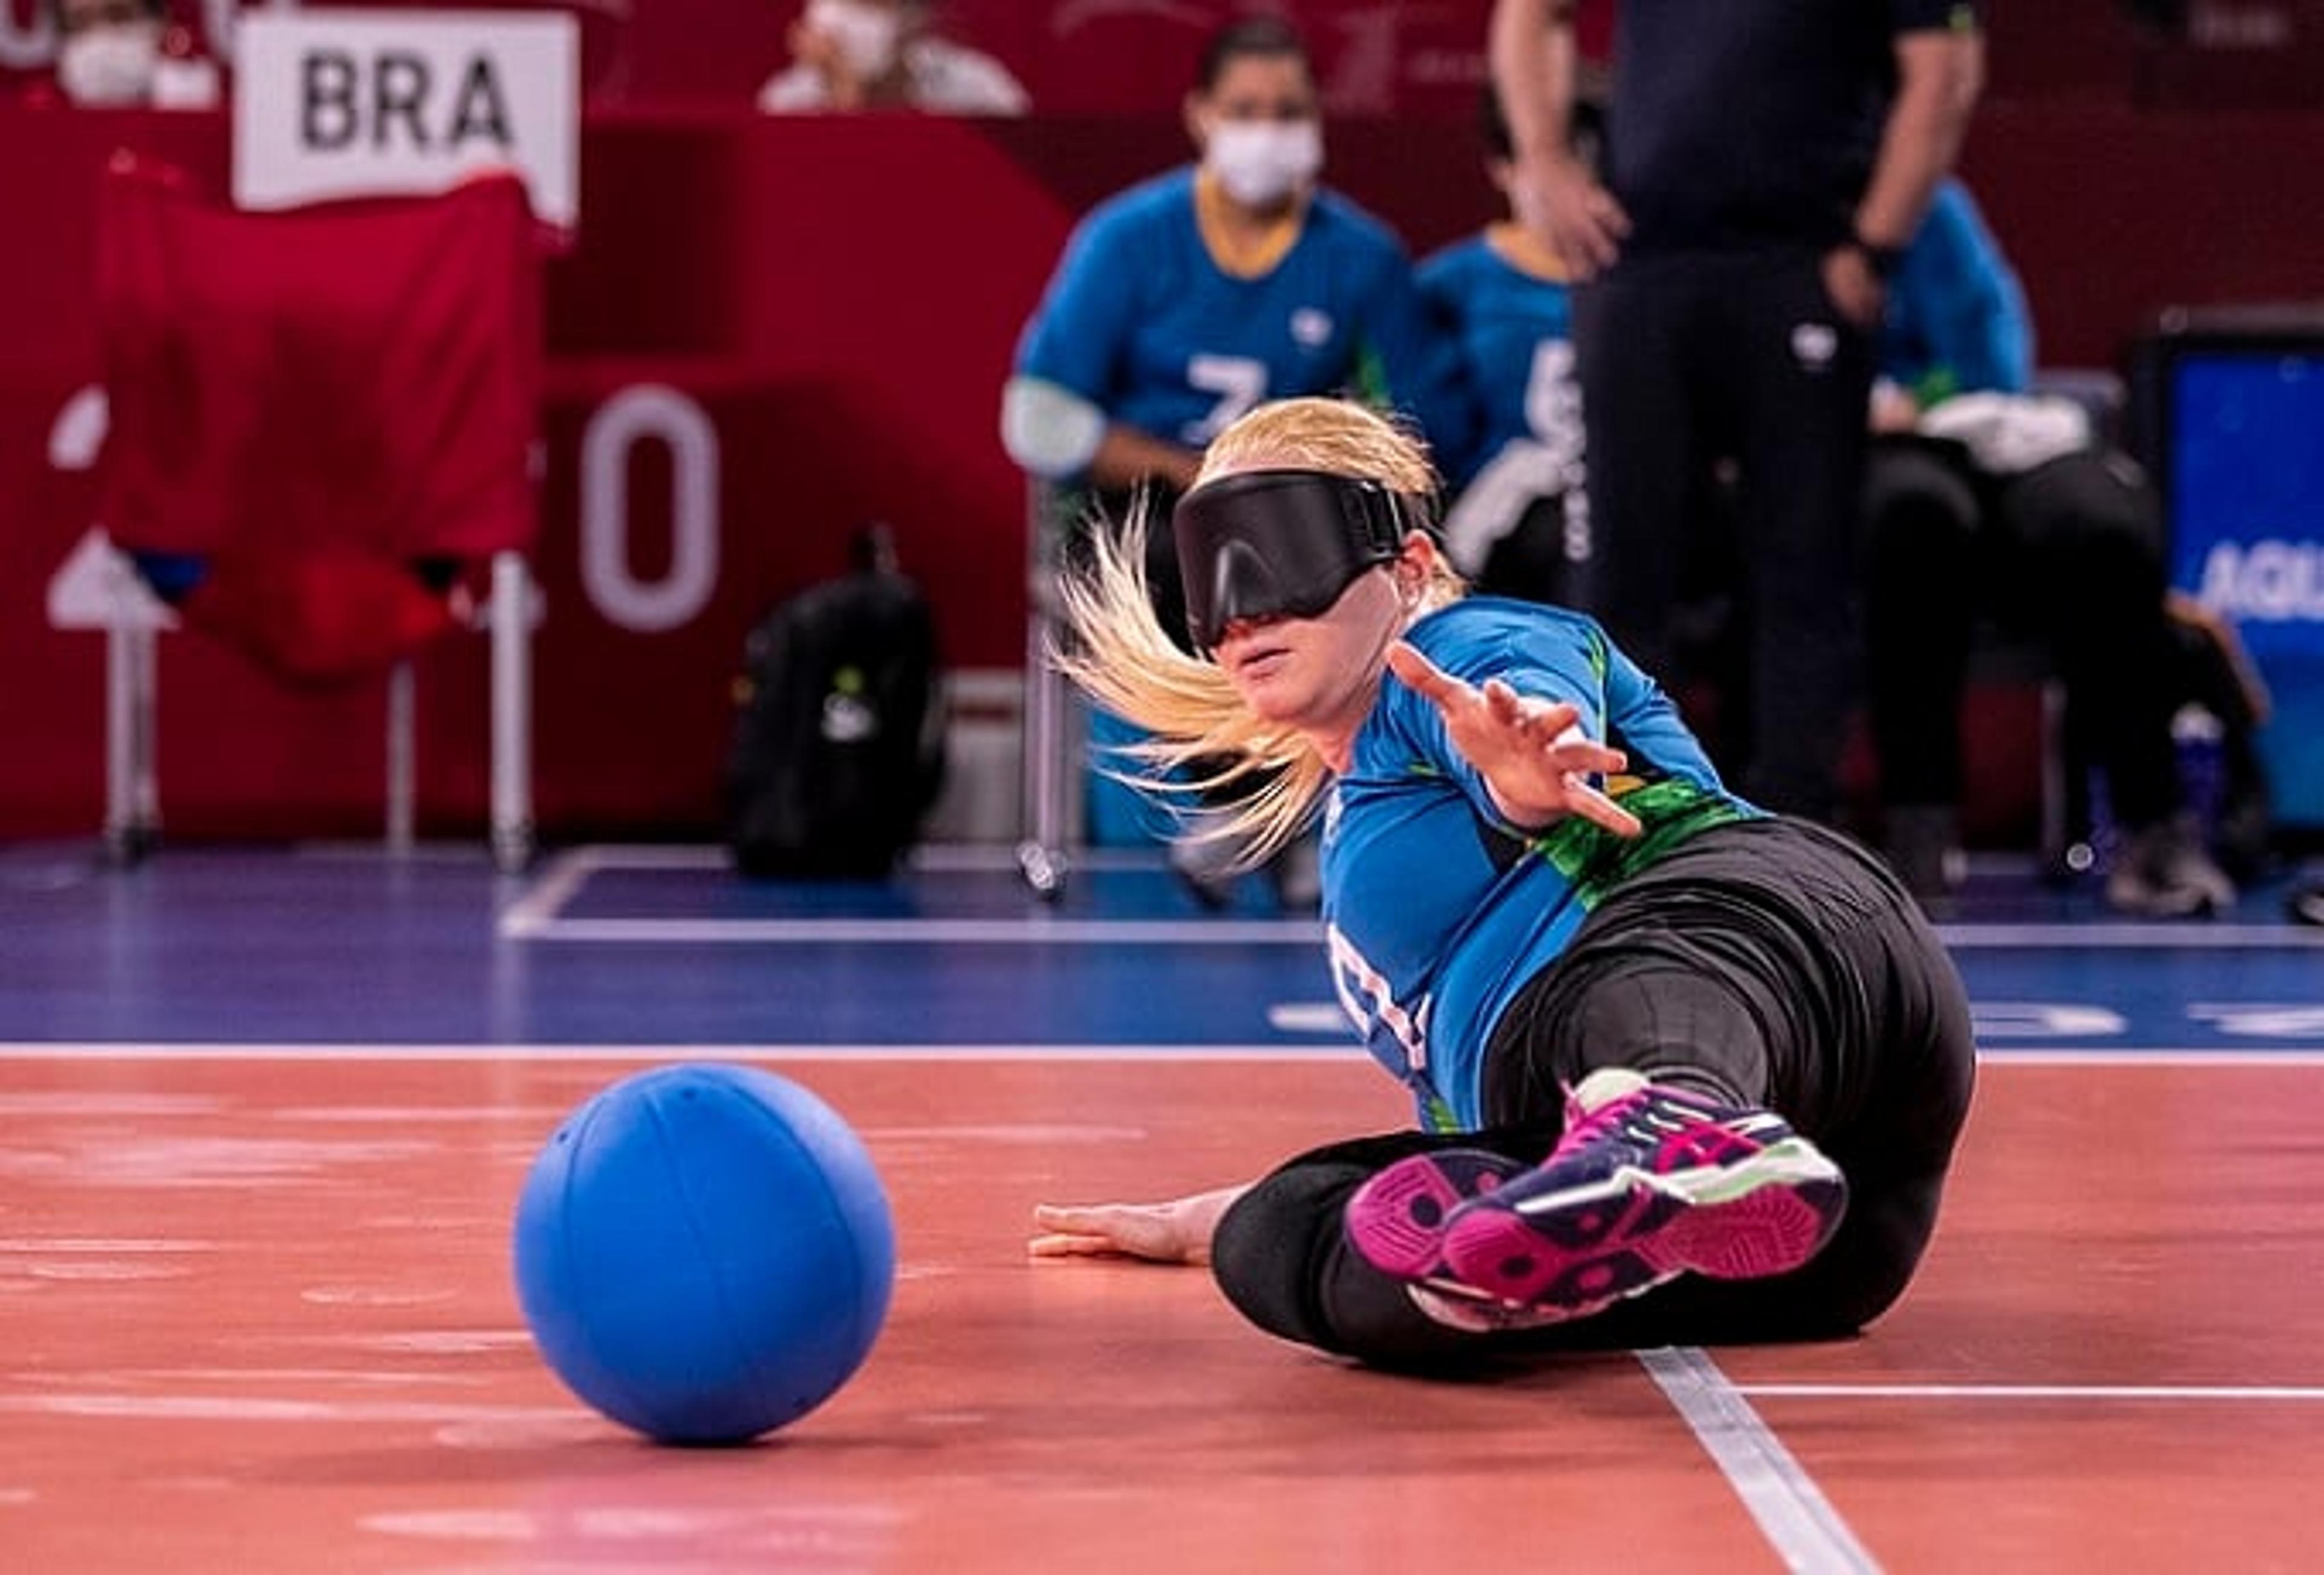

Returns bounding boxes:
[1004,16,1463,589]
[1001,15,1465,906]
[51,0,163,106]
[33,0,217,110]
[1863,177,2260,915]
[758,0,1028,115]
[1418,87,1601,606]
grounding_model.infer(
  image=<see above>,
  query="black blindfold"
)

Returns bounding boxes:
[1172,470,1433,651]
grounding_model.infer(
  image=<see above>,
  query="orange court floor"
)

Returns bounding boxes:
[2,842,2323,1572]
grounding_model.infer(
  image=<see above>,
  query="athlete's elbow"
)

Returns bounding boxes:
[1002,376,1106,480]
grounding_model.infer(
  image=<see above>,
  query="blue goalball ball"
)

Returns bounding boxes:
[512,1063,895,1445]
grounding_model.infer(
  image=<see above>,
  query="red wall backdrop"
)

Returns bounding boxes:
[2,0,2322,843]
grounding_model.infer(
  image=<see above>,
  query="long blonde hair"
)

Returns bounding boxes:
[1051,397,1465,864]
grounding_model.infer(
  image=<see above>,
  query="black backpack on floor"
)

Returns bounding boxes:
[725,528,945,879]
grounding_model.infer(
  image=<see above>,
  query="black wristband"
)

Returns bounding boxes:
[1850,234,1906,279]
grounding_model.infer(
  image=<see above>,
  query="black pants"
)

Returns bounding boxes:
[1572,250,1876,822]
[1864,440,2186,830]
[1210,819,1975,1372]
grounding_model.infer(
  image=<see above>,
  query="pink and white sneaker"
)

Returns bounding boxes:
[1343,1148,1520,1285]
[1436,1069,1848,1321]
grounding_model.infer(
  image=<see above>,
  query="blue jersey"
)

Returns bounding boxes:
[1880,179,2034,402]
[1324,598,1759,1131]
[1417,229,1582,488]
[1013,167,1468,465]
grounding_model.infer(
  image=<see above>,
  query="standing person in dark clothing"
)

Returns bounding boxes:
[1026,396,1975,1370]
[1488,0,1984,822]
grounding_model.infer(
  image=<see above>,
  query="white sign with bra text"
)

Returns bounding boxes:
[232,9,576,229]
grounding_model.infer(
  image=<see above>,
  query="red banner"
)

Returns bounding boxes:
[0,107,1072,839]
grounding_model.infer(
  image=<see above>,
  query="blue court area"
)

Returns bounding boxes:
[2,841,2319,1055]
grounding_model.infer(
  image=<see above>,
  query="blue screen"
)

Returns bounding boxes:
[2167,349,2324,826]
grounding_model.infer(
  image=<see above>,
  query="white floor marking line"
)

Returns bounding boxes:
[495,846,1320,945]
[554,844,730,869]
[490,845,2324,947]
[5,1043,2324,1065]
[0,1395,577,1424]
[505,911,2324,947]
[908,845,1177,874]
[1267,1003,1354,1034]
[1977,1049,2324,1066]
[536,842,1180,875]
[495,846,600,938]
[1937,922,2324,948]
[510,916,1323,945]
[1640,1346,1881,1575]
[0,1043,1359,1063]
[1736,1383,2324,1402]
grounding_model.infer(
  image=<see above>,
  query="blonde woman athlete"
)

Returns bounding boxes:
[1029,396,1975,1369]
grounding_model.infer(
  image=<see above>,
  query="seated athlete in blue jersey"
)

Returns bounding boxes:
[1026,396,1975,1369]
[1001,15,1466,646]
[1002,17,1465,906]
[1865,178,2257,916]
[1419,87,1598,606]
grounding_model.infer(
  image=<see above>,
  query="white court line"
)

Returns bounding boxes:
[5,1043,2324,1065]
[1935,922,2324,948]
[910,845,1177,874]
[517,842,1171,875]
[496,845,1318,945]
[1261,1000,2324,1050]
[495,845,599,938]
[502,914,2324,947]
[502,845,2324,948]
[550,844,729,869]
[1736,1383,2324,1402]
[0,1043,1356,1062]
[1640,1346,1880,1574]
[507,913,2324,947]
[1976,1049,2324,1066]
[511,917,1323,945]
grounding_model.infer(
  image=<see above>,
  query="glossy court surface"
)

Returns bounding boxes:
[2,842,2322,1573]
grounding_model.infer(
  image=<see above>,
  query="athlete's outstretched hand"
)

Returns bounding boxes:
[1028,1185,1251,1267]
[1387,641,1642,839]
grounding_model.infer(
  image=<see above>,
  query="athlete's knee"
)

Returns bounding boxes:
[1210,1167,1344,1350]
[1812,1167,1952,1331]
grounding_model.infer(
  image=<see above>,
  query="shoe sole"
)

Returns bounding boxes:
[1438,1139,1848,1318]
[1344,1150,1519,1282]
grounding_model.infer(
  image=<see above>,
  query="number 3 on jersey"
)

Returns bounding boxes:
[1328,923,1428,1076]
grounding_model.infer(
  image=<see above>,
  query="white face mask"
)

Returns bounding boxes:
[57,21,161,107]
[1204,120,1324,209]
[805,0,903,80]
